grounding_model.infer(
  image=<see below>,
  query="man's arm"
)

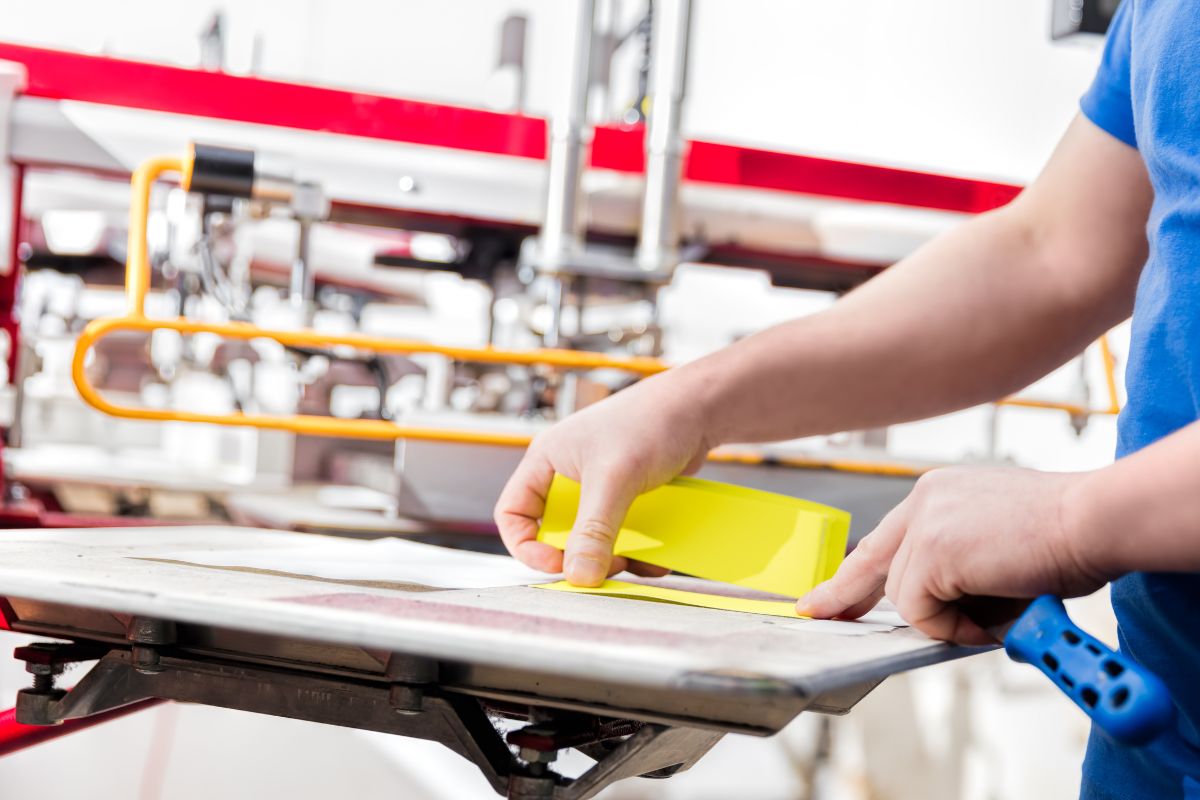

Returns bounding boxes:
[1074,419,1200,575]
[495,114,1152,588]
[686,114,1150,443]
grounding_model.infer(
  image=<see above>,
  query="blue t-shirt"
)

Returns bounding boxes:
[1079,1,1200,797]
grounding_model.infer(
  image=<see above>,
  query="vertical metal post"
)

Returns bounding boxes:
[287,181,326,326]
[635,0,691,275]
[198,12,226,72]
[537,0,597,348]
[498,15,530,113]
[538,0,597,275]
[543,275,568,349]
[588,0,621,124]
[289,217,314,322]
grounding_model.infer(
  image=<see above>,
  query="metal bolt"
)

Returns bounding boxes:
[507,773,556,799]
[518,746,558,778]
[388,684,423,715]
[22,650,64,694]
[15,641,108,697]
[128,617,174,674]
[519,747,557,765]
[384,654,437,684]
[128,617,176,646]
[132,645,163,675]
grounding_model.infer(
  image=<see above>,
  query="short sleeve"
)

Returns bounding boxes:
[1080,0,1137,148]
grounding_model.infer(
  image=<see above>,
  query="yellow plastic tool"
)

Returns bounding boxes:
[535,475,850,616]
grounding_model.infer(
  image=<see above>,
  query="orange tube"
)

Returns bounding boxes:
[72,153,1121,463]
[125,156,184,316]
[71,154,664,446]
[996,335,1122,418]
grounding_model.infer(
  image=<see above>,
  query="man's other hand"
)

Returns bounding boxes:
[797,466,1110,645]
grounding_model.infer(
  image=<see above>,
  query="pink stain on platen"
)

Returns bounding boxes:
[282,591,705,647]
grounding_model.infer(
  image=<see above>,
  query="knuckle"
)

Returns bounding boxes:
[826,584,853,610]
[619,448,653,477]
[573,519,618,548]
[923,524,948,548]
[913,470,941,494]
[527,430,553,454]
[847,535,891,577]
[852,533,880,560]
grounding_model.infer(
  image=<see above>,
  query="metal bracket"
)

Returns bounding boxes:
[11,641,722,799]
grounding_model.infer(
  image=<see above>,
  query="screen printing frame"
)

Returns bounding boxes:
[0,527,988,798]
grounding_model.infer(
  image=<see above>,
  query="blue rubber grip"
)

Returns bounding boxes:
[1004,595,1174,746]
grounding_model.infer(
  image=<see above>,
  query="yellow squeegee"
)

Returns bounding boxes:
[535,475,850,617]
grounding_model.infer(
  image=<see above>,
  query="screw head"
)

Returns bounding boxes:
[519,747,557,765]
[25,662,59,677]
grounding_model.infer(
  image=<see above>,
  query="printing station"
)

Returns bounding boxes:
[0,3,1135,799]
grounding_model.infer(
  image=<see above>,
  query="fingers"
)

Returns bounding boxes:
[891,551,992,645]
[899,593,994,646]
[835,586,887,621]
[883,536,913,612]
[563,466,640,587]
[680,449,708,476]
[797,503,908,619]
[494,450,563,573]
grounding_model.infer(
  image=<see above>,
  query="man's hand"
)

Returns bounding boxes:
[797,466,1111,645]
[494,372,711,586]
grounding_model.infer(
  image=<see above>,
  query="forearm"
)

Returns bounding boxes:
[1074,421,1200,575]
[651,115,1149,449]
[677,205,1127,445]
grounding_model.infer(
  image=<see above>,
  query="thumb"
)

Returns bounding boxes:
[797,500,908,619]
[564,469,639,587]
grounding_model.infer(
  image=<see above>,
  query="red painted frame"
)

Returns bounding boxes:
[1,165,23,383]
[0,43,1021,215]
[0,700,164,757]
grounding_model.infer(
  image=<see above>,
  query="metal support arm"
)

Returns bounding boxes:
[11,640,722,800]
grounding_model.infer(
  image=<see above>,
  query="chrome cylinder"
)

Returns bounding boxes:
[538,0,597,273]
[635,0,691,275]
[289,217,315,321]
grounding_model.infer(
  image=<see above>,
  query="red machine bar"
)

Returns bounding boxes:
[0,700,164,757]
[0,43,547,160]
[591,127,1022,213]
[0,43,1022,214]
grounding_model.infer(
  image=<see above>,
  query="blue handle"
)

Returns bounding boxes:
[1004,595,1174,746]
